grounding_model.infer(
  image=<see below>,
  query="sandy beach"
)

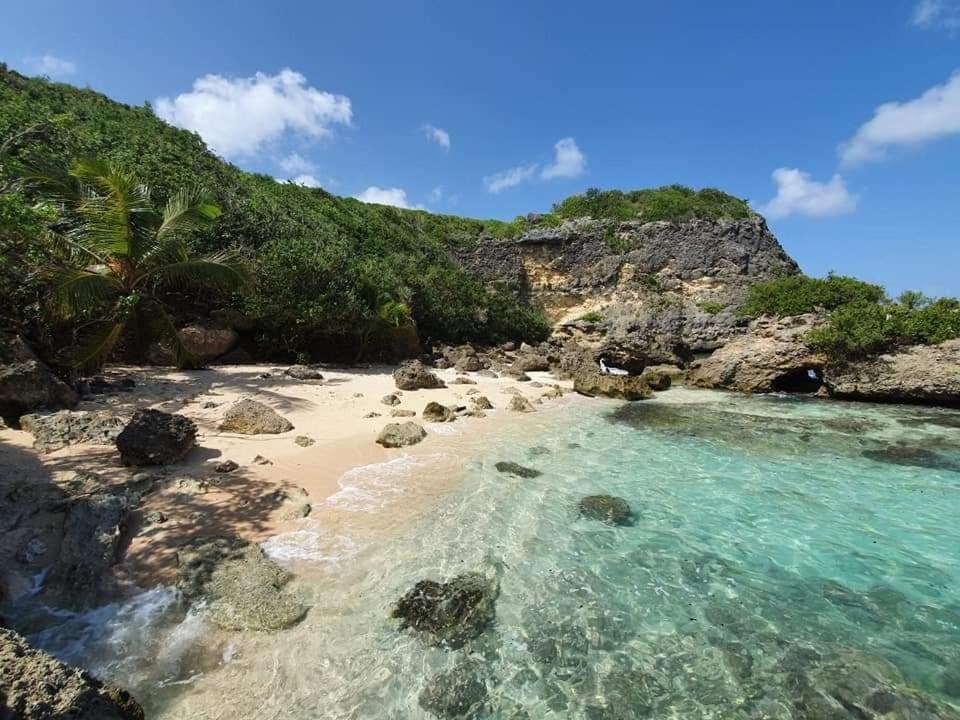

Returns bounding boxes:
[0,363,573,588]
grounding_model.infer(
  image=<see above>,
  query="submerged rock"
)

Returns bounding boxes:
[423,401,457,423]
[419,661,488,719]
[495,461,542,478]
[573,370,653,400]
[377,421,427,447]
[0,628,144,719]
[219,399,293,434]
[394,360,446,390]
[862,444,960,472]
[578,495,634,526]
[116,409,197,465]
[177,536,307,631]
[392,571,499,648]
[20,409,125,452]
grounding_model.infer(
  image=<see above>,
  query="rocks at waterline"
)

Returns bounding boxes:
[639,367,674,391]
[472,396,494,410]
[423,401,456,423]
[508,395,536,413]
[283,364,324,381]
[394,360,446,390]
[392,571,499,648]
[578,495,634,526]
[377,421,427,448]
[219,399,294,434]
[116,409,197,465]
[419,661,489,719]
[572,369,653,401]
[381,393,402,406]
[176,536,307,631]
[0,628,144,720]
[19,409,125,452]
[0,356,78,425]
[495,461,542,479]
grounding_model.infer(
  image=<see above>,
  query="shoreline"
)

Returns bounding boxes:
[0,362,575,592]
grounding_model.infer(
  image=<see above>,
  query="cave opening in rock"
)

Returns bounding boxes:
[772,368,823,394]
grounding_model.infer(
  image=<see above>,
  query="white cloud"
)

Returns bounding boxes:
[540,137,586,180]
[292,174,321,188]
[428,185,445,203]
[155,69,352,158]
[354,186,424,209]
[912,0,960,31]
[279,152,315,175]
[422,124,451,150]
[759,168,858,219]
[840,71,960,166]
[483,164,538,193]
[24,54,76,78]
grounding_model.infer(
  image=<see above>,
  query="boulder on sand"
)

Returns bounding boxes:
[0,627,144,720]
[177,536,307,631]
[116,409,197,465]
[423,401,456,423]
[508,395,536,413]
[283,364,324,381]
[0,357,78,425]
[393,360,446,390]
[219,399,293,434]
[178,322,238,361]
[392,571,499,648]
[377,421,427,448]
[20,410,125,452]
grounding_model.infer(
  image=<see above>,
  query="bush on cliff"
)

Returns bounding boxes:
[739,274,885,318]
[552,185,753,223]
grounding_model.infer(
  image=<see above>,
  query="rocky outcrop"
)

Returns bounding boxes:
[219,399,293,434]
[20,410,125,452]
[177,536,307,631]
[392,571,499,648]
[116,409,197,465]
[394,360,446,390]
[377,421,427,447]
[825,339,960,408]
[0,337,78,424]
[178,322,238,361]
[572,369,653,400]
[0,628,144,720]
[687,314,827,393]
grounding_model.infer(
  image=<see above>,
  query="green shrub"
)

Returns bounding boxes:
[807,302,897,360]
[900,298,960,345]
[740,274,885,317]
[698,301,726,315]
[577,311,604,323]
[553,185,752,223]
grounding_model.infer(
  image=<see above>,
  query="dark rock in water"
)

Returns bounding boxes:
[899,413,960,430]
[529,446,551,456]
[586,667,665,719]
[861,444,960,472]
[177,536,307,631]
[577,495,634,526]
[20,409,125,452]
[720,640,754,680]
[377,421,427,447]
[418,661,488,718]
[940,662,960,698]
[423,401,456,423]
[526,618,589,670]
[283,364,324,380]
[495,461,542,478]
[219,399,293,435]
[392,571,499,648]
[116,409,197,465]
[394,360,446,390]
[679,552,737,586]
[0,627,144,719]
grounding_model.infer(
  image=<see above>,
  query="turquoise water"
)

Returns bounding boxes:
[20,390,960,718]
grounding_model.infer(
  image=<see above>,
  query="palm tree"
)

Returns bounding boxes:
[19,157,247,370]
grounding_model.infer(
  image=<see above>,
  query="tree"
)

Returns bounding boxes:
[18,157,247,370]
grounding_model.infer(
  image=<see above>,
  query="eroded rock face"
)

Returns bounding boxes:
[687,314,827,394]
[573,370,653,400]
[394,360,446,390]
[219,399,293,435]
[116,409,197,465]
[377,421,427,447]
[0,628,144,720]
[20,410,125,452]
[392,571,499,648]
[177,536,307,631]
[0,360,78,425]
[825,339,960,408]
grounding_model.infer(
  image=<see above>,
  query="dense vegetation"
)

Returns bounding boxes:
[741,274,960,360]
[0,65,548,360]
[552,185,753,223]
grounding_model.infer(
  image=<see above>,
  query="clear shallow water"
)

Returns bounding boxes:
[18,390,960,718]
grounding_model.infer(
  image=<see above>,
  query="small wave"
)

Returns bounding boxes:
[324,453,447,512]
[261,530,359,566]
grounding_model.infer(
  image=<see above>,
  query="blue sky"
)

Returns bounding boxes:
[3,0,959,295]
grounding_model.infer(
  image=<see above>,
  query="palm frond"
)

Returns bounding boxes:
[139,250,249,294]
[136,187,220,267]
[46,266,123,320]
[57,320,126,373]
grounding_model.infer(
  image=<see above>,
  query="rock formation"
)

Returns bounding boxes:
[219,399,294,434]
[116,409,197,465]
